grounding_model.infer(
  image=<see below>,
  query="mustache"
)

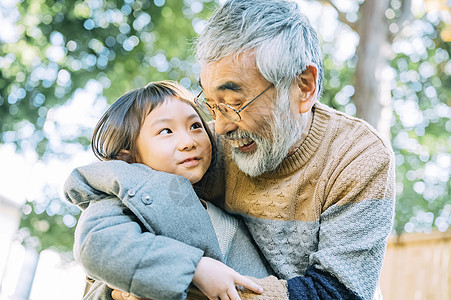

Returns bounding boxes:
[225,129,252,140]
[225,126,273,141]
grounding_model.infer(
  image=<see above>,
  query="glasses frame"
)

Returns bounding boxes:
[194,83,273,122]
[194,84,273,122]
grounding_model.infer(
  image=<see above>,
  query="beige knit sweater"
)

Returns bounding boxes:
[197,102,395,299]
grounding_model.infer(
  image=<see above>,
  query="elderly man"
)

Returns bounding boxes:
[78,0,395,299]
[192,0,395,299]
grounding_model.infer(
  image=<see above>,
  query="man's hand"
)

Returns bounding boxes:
[192,257,263,300]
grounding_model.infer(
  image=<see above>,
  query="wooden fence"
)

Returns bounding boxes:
[380,230,451,300]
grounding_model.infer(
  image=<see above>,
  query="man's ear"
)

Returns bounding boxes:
[117,149,135,163]
[296,64,318,113]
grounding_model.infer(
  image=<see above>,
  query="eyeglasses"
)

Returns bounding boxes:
[194,84,273,122]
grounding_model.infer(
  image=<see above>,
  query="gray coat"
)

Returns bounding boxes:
[64,160,272,300]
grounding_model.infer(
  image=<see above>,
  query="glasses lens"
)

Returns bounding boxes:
[195,95,215,117]
[218,103,240,121]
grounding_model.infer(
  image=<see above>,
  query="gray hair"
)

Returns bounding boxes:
[196,0,323,96]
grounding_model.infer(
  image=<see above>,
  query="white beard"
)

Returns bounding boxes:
[228,91,304,177]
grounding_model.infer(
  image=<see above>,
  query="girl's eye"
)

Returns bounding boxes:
[190,122,203,130]
[158,128,172,135]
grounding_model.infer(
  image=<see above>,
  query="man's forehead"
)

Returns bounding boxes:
[199,52,259,92]
[198,78,242,92]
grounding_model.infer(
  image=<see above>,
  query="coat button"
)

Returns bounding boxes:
[142,195,153,205]
[127,189,136,197]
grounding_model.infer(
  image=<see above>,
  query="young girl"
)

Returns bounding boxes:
[64,81,277,300]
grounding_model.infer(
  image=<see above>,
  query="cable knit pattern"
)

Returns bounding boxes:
[198,102,396,300]
[242,216,319,279]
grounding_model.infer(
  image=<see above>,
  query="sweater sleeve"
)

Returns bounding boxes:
[287,141,396,300]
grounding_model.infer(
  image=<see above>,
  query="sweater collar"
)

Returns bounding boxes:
[259,102,330,178]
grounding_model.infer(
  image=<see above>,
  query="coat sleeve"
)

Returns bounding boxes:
[74,197,203,300]
[81,279,113,300]
[287,140,396,300]
[64,160,223,299]
[64,160,223,259]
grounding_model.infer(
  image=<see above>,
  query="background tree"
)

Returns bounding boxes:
[0,0,449,259]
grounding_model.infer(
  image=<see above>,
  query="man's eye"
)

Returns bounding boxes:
[190,122,203,130]
[228,101,242,108]
[224,98,242,108]
[158,128,172,135]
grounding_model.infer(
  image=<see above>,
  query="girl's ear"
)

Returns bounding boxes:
[296,64,318,113]
[116,149,135,163]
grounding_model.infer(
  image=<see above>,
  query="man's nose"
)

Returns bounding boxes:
[214,112,237,136]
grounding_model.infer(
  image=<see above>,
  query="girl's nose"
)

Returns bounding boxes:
[178,132,197,151]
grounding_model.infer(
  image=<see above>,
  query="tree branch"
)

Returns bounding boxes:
[389,0,413,42]
[320,0,359,32]
[396,0,413,28]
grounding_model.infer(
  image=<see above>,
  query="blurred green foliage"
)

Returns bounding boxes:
[18,194,80,252]
[389,28,451,234]
[318,9,451,234]
[1,0,214,155]
[2,0,217,252]
[1,0,450,253]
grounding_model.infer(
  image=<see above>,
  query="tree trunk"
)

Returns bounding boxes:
[353,0,392,139]
[12,248,39,300]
